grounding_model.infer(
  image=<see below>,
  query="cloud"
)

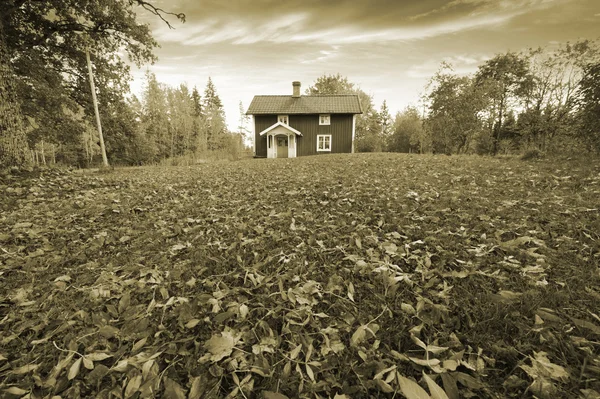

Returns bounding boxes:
[406,54,488,78]
[150,0,564,47]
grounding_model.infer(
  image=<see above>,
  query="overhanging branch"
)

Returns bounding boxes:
[133,0,186,29]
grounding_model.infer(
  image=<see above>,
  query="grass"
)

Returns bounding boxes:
[0,153,599,398]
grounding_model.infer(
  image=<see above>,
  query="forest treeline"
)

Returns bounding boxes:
[0,0,246,169]
[1,0,599,169]
[324,40,600,156]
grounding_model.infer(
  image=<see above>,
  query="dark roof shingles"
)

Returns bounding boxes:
[246,95,362,115]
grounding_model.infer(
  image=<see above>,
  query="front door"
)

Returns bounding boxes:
[277,136,289,158]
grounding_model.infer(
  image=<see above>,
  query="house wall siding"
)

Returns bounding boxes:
[254,114,353,157]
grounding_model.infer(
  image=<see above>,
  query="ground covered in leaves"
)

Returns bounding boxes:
[1,153,599,399]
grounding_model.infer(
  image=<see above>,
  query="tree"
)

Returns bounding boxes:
[141,71,169,160]
[306,73,382,152]
[425,65,489,154]
[238,101,251,147]
[167,83,195,157]
[1,0,184,167]
[475,52,533,154]
[388,107,424,153]
[202,77,227,150]
[379,100,392,150]
[0,20,31,168]
[578,61,600,152]
[519,41,599,151]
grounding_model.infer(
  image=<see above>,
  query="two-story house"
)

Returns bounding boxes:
[246,82,363,158]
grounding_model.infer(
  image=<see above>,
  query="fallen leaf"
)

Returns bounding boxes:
[163,376,186,399]
[12,363,39,374]
[398,373,430,399]
[423,373,449,399]
[68,357,82,380]
[125,374,142,398]
[85,353,112,361]
[203,330,240,362]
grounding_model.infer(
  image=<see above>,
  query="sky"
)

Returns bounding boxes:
[129,0,600,131]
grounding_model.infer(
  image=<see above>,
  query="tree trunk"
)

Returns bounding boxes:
[0,18,31,169]
[86,46,109,167]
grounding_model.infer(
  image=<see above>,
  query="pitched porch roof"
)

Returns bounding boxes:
[258,122,303,136]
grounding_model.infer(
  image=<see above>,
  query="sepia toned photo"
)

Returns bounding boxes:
[1,0,599,398]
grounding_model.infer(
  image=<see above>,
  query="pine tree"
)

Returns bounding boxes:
[202,77,226,150]
[379,100,392,150]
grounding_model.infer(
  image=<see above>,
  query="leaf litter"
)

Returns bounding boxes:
[0,153,599,398]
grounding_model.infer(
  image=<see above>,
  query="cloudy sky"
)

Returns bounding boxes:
[130,0,600,130]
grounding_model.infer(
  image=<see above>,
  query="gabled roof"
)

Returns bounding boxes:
[247,94,362,115]
[259,122,302,136]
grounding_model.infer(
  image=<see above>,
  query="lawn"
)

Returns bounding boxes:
[1,153,599,399]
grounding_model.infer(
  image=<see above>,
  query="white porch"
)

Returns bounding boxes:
[259,122,302,159]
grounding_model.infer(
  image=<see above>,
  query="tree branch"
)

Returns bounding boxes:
[133,0,186,29]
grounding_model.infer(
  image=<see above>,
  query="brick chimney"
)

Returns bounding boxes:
[292,81,301,98]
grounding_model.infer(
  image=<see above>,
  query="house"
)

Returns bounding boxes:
[246,82,362,158]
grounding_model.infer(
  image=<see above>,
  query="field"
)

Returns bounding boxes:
[1,153,599,399]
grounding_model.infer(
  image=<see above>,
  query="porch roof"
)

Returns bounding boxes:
[258,122,303,136]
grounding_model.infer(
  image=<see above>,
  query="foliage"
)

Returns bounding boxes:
[577,61,600,152]
[418,40,600,156]
[1,0,184,168]
[475,52,533,154]
[388,107,425,153]
[0,21,31,168]
[1,154,599,398]
[306,73,382,152]
[425,66,489,154]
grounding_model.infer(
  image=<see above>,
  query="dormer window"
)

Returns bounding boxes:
[278,115,289,125]
[319,114,331,125]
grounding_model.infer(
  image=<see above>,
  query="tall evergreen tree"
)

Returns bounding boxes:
[379,100,392,149]
[202,77,227,150]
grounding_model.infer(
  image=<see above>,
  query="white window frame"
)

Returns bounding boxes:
[317,135,331,152]
[278,115,289,125]
[319,114,331,125]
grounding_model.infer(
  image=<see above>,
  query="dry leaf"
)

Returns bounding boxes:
[188,376,205,399]
[83,357,94,370]
[185,319,201,328]
[305,364,315,382]
[423,373,449,399]
[203,330,240,362]
[163,376,186,399]
[12,363,39,374]
[398,373,430,399]
[289,344,302,360]
[351,325,367,347]
[68,357,82,380]
[125,375,142,398]
[4,387,28,396]
[85,352,112,361]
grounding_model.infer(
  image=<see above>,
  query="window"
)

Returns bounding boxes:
[278,115,289,125]
[268,135,272,149]
[317,135,331,152]
[319,114,330,125]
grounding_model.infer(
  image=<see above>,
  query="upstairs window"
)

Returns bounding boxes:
[317,135,331,152]
[278,115,289,125]
[319,114,331,125]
